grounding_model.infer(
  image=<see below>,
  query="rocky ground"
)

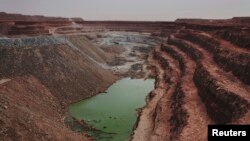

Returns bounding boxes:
[91,31,160,77]
[0,12,250,141]
[131,26,250,141]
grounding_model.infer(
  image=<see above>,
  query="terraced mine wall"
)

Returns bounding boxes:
[176,31,250,85]
[70,21,179,34]
[167,37,250,122]
[131,24,250,140]
[0,21,73,36]
[0,20,180,36]
[216,29,250,50]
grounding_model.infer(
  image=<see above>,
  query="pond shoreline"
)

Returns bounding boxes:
[69,77,155,141]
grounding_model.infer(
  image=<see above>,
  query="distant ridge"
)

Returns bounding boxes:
[0,12,84,22]
[175,17,250,24]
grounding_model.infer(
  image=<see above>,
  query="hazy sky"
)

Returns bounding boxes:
[0,0,249,21]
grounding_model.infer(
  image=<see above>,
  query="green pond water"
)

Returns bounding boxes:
[69,78,155,141]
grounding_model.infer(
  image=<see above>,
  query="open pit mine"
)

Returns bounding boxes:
[0,12,250,141]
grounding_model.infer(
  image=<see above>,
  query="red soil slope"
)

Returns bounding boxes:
[0,76,91,141]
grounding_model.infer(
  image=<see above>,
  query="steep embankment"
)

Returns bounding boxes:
[0,35,117,105]
[0,76,91,141]
[168,35,250,123]
[176,30,250,84]
[0,35,117,141]
[131,28,250,140]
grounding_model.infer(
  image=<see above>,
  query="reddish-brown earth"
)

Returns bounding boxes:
[0,76,91,141]
[0,12,84,36]
[0,15,118,140]
[0,12,250,141]
[131,19,250,140]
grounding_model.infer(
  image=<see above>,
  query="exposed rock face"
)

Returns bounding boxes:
[131,21,250,141]
[216,29,250,50]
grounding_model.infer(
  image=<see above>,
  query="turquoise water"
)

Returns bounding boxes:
[69,78,155,141]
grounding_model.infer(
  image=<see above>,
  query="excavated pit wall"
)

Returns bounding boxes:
[177,32,250,85]
[194,64,250,123]
[217,30,250,50]
[168,38,250,124]
[152,49,188,140]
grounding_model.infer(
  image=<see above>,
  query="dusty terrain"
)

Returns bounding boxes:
[0,35,118,141]
[0,12,250,141]
[0,76,91,141]
[131,19,250,141]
